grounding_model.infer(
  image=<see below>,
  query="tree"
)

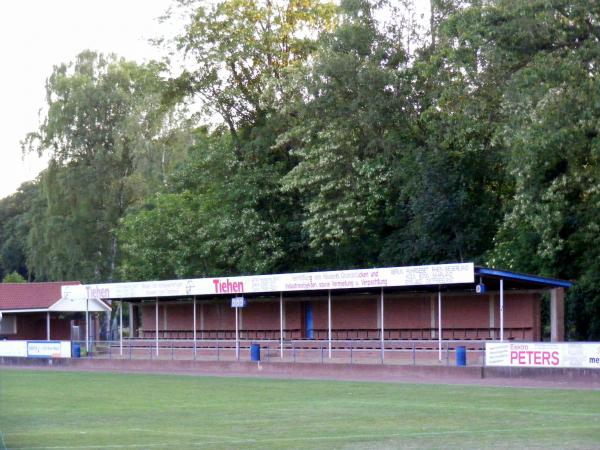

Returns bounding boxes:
[118,130,285,279]
[2,272,26,283]
[467,0,600,338]
[277,0,411,266]
[23,51,180,282]
[170,0,338,142]
[117,0,345,279]
[0,181,38,281]
[6,0,600,340]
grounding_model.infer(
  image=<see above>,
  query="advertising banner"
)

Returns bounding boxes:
[62,263,474,300]
[27,341,72,358]
[0,340,27,357]
[0,341,71,358]
[486,342,600,369]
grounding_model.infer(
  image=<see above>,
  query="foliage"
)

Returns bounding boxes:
[279,0,409,266]
[380,0,506,265]
[474,0,600,339]
[0,182,37,280]
[22,51,185,282]
[170,0,338,138]
[118,131,286,279]
[2,271,26,283]
[117,0,343,279]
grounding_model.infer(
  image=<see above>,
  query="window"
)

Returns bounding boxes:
[0,315,17,334]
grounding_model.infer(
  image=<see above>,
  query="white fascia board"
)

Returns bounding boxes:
[64,263,476,301]
[49,297,112,312]
[0,308,49,313]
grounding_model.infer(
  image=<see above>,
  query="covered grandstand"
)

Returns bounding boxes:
[59,263,572,364]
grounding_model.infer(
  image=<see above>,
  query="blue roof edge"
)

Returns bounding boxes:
[475,267,573,289]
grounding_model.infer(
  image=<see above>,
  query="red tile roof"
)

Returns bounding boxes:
[0,281,81,311]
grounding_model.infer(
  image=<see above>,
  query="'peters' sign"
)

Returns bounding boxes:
[486,342,600,369]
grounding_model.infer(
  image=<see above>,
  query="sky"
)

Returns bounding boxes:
[0,0,172,199]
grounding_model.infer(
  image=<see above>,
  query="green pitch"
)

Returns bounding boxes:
[0,370,599,449]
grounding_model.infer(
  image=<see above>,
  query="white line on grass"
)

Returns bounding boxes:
[7,424,599,449]
[0,431,7,450]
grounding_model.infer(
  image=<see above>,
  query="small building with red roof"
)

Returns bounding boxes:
[0,281,110,341]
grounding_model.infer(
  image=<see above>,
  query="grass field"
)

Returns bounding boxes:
[0,369,599,449]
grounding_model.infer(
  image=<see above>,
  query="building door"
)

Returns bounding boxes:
[304,302,314,339]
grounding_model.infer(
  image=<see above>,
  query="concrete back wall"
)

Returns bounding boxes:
[386,297,431,329]
[2,358,598,388]
[8,313,71,340]
[494,294,541,341]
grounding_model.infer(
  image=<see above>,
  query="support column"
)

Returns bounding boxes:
[279,293,284,359]
[129,303,135,338]
[85,298,89,352]
[533,293,542,341]
[438,290,442,361]
[488,294,495,339]
[235,306,240,360]
[500,278,504,341]
[430,295,436,338]
[328,290,332,359]
[119,300,123,356]
[200,303,205,339]
[550,288,565,342]
[155,299,159,356]
[380,288,385,361]
[46,312,50,341]
[193,297,197,358]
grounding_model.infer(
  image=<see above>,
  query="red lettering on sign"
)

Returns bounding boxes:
[510,350,561,367]
[86,286,110,299]
[213,279,245,294]
[542,351,550,365]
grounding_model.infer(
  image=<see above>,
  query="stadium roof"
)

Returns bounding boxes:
[475,267,573,289]
[0,281,110,313]
[60,263,573,302]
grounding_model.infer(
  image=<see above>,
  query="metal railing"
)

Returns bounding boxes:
[139,327,532,341]
[72,338,488,367]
